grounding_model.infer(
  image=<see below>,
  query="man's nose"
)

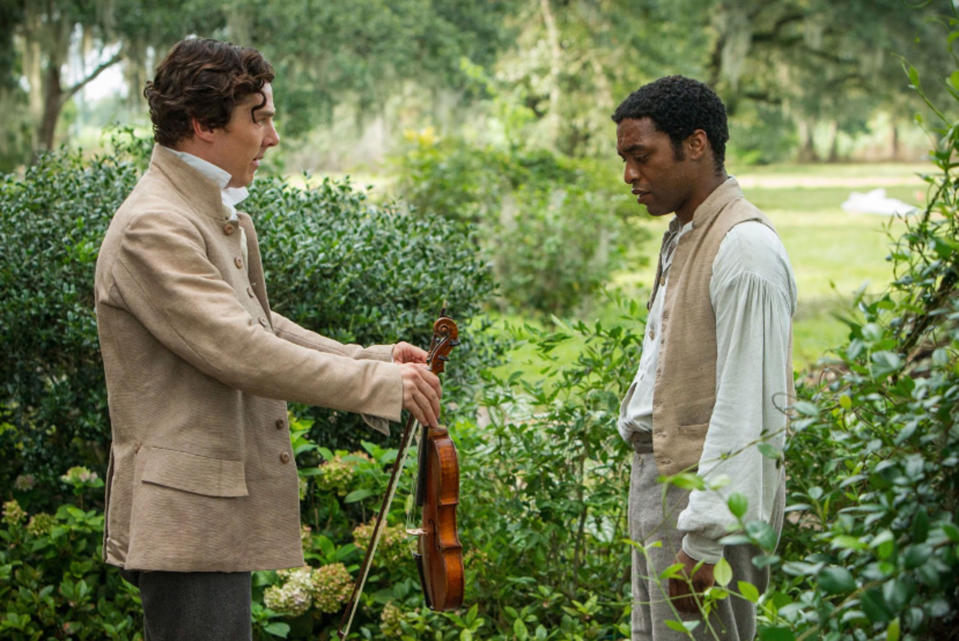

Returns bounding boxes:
[265,123,280,147]
[624,163,638,184]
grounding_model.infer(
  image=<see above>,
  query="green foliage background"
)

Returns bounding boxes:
[2,5,959,641]
[0,131,498,510]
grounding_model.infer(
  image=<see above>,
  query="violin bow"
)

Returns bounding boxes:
[337,311,458,639]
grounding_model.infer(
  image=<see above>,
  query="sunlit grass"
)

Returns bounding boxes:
[494,162,928,375]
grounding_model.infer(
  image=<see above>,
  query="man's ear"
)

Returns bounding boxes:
[191,118,216,143]
[685,129,709,161]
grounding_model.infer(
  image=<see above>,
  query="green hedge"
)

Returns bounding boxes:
[0,132,498,511]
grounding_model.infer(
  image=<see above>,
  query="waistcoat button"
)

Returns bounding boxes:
[275,418,285,430]
[280,452,290,464]
[234,257,243,268]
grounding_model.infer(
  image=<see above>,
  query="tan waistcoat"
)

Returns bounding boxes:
[650,178,790,476]
[95,146,403,571]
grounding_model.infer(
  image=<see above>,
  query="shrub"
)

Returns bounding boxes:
[261,293,645,640]
[392,131,642,316]
[0,131,498,512]
[747,25,959,641]
[0,497,142,640]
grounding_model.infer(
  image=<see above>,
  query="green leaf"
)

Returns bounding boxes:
[831,535,867,551]
[861,588,893,623]
[714,557,733,587]
[659,563,685,580]
[727,492,748,519]
[793,400,819,416]
[512,617,529,641]
[818,566,856,594]
[759,627,795,641]
[757,443,781,461]
[665,619,699,633]
[941,523,959,542]
[264,622,290,638]
[911,509,929,543]
[745,521,779,551]
[667,473,705,491]
[343,488,374,503]
[738,580,760,603]
[903,544,932,569]
[907,65,920,88]
[886,617,901,641]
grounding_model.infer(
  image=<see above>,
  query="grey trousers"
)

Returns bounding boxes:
[629,452,776,641]
[121,569,253,641]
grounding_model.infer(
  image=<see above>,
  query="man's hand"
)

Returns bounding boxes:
[669,549,715,613]
[400,363,441,427]
[392,341,428,364]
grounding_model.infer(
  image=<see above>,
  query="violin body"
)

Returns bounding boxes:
[415,423,463,610]
[338,312,463,639]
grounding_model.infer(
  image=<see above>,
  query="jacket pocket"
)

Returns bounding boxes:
[139,446,248,497]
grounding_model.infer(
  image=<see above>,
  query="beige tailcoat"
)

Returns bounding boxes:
[95,145,404,572]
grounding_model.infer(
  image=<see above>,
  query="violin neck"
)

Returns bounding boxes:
[415,423,428,508]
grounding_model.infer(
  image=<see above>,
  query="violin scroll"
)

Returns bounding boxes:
[426,315,459,375]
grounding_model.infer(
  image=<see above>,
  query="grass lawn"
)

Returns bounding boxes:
[495,162,930,377]
[741,164,926,367]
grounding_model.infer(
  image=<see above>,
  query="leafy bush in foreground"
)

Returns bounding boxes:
[749,25,959,641]
[0,133,497,510]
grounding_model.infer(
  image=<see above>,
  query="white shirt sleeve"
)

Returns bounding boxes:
[677,221,797,563]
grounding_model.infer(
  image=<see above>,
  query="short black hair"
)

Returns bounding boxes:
[612,75,728,172]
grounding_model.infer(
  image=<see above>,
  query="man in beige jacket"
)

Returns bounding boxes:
[614,76,796,640]
[95,37,441,641]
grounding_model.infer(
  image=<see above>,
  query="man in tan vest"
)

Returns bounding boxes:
[613,76,796,640]
[95,38,442,641]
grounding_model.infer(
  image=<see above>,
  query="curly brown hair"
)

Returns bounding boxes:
[144,38,275,148]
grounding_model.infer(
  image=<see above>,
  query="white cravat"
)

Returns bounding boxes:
[165,147,250,263]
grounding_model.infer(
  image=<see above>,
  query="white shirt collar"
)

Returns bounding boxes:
[164,146,249,220]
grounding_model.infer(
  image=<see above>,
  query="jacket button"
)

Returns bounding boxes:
[235,257,243,268]
[223,224,235,235]
[275,418,285,430]
[280,452,291,464]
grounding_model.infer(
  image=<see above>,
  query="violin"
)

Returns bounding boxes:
[413,315,463,611]
[338,312,463,639]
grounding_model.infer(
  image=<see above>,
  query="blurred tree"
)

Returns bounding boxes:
[2,0,222,165]
[230,0,521,139]
[704,0,955,161]
[475,0,952,161]
[1,0,519,166]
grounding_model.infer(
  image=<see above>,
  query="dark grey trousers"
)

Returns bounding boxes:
[629,452,780,641]
[121,569,253,641]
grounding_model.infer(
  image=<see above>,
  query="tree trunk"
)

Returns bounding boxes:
[796,119,819,163]
[539,0,562,146]
[891,121,900,160]
[826,120,840,162]
[38,64,63,151]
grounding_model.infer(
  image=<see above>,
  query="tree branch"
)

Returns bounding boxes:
[63,50,123,102]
